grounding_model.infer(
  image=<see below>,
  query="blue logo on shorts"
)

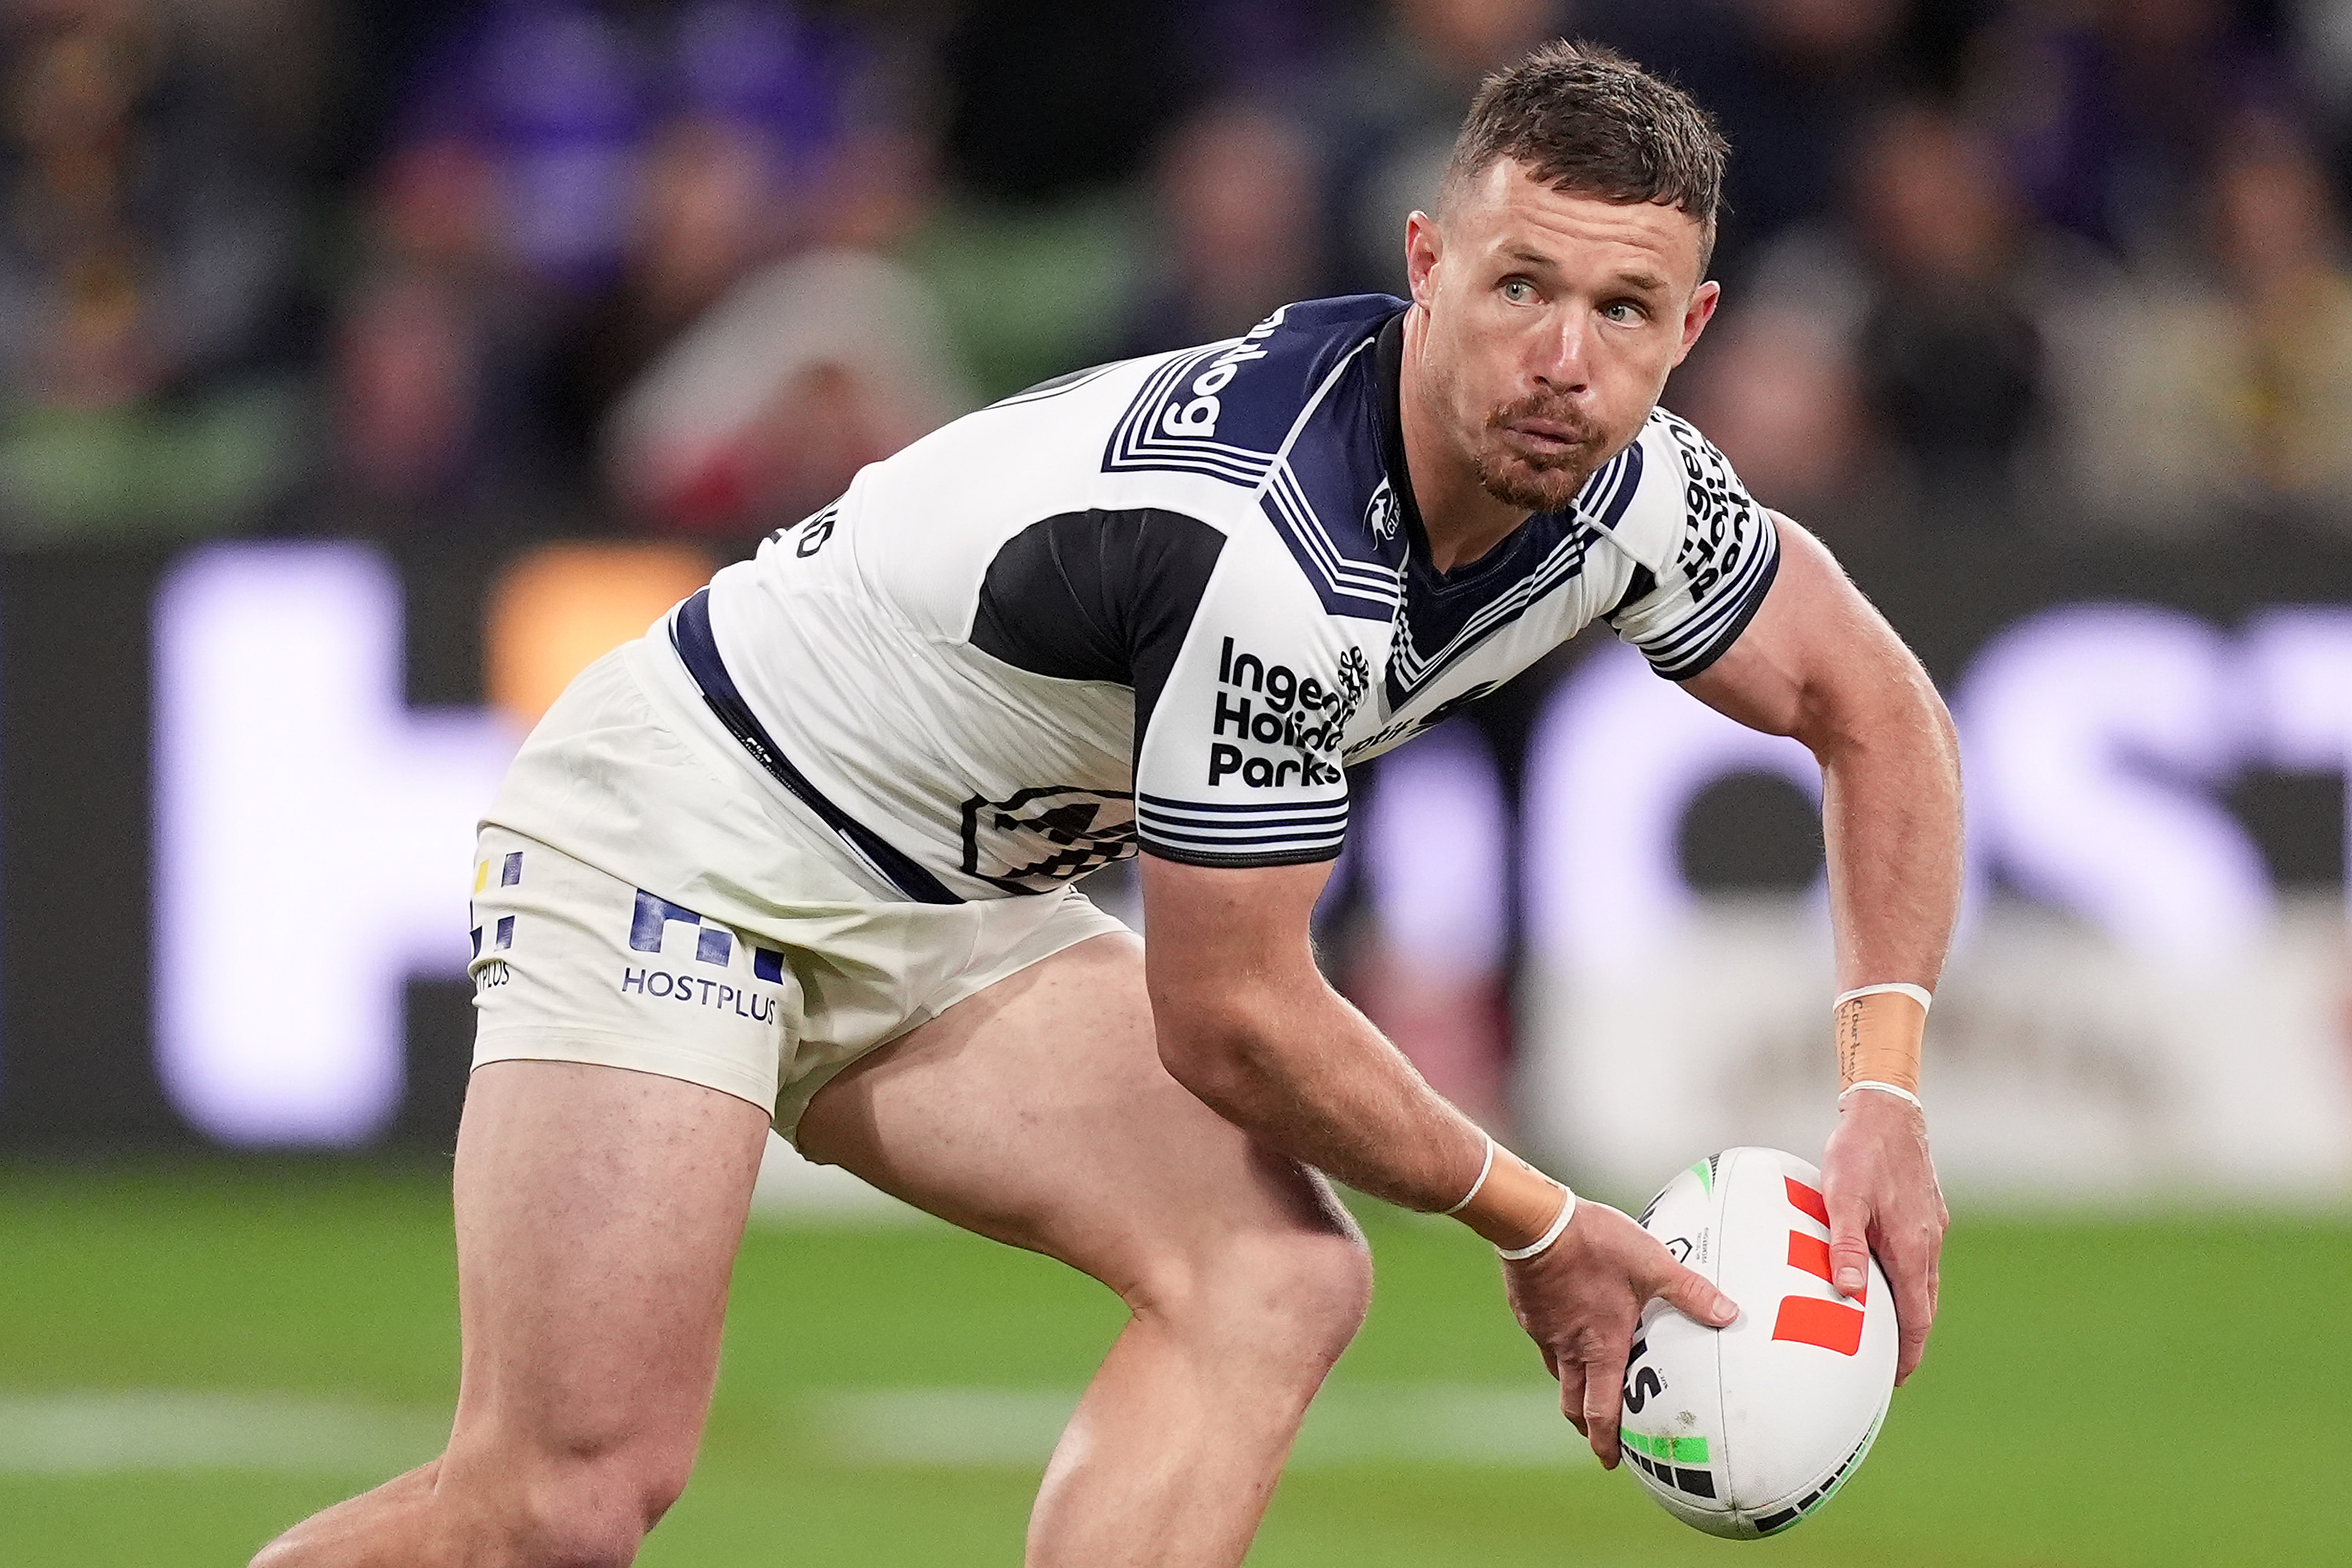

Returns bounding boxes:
[470,852,523,958]
[630,890,786,982]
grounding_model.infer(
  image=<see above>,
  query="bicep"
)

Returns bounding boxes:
[1139,851,1331,970]
[1138,852,1332,1061]
[1680,514,1925,746]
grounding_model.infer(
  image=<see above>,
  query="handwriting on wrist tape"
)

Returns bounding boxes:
[1833,985,1926,1097]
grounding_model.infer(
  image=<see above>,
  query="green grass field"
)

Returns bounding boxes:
[2,1161,2344,1566]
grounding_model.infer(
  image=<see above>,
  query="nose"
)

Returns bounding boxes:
[1531,314,1592,397]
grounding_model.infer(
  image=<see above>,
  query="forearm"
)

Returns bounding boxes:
[1691,517,1964,996]
[1814,681,1957,1372]
[1139,853,1568,1247]
[1151,964,1565,1246]
[1681,515,1953,1374]
[1156,971,1478,1209]
[1815,673,1962,994]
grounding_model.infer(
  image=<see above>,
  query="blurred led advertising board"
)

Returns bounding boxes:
[0,539,705,1151]
[1509,625,2352,1201]
[1,531,2347,1198]
[151,546,521,1145]
[151,542,708,1147]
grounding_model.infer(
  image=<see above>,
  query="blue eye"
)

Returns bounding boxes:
[1501,278,1535,303]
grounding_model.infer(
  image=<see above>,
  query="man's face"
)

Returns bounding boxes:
[1406,162,1718,514]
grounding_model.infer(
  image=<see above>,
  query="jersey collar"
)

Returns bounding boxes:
[1373,310,1432,558]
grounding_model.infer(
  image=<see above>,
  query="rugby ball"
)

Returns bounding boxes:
[1618,1146,1896,1538]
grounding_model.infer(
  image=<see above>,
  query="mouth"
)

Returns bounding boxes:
[1495,418,1598,463]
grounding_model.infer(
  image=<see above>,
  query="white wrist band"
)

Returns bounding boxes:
[1840,1080,1923,1109]
[1496,1186,1576,1261]
[1834,982,1933,1012]
[1440,1134,1497,1216]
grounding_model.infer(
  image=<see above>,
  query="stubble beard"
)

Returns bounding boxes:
[1470,396,1607,514]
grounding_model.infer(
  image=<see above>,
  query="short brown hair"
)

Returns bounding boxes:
[1440,40,1729,270]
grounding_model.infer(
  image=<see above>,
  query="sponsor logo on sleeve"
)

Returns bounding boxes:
[1105,309,1290,483]
[1206,638,1370,788]
[1158,310,1284,442]
[1664,416,1753,601]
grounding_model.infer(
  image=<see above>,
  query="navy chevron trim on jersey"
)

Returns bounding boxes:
[1640,515,1783,680]
[1576,441,1644,532]
[1104,344,1279,486]
[1261,460,1403,620]
[1387,524,1600,699]
[1390,443,1635,644]
[1241,328,1404,622]
[1379,445,1641,702]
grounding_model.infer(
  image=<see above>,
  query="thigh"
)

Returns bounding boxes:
[797,932,1357,1301]
[443,1059,771,1470]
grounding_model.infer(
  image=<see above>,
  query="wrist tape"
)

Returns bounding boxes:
[1445,1133,1575,1258]
[1834,982,1929,1101]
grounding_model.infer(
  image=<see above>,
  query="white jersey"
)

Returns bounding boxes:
[673,294,1779,903]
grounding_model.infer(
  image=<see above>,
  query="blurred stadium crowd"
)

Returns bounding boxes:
[7,0,2352,555]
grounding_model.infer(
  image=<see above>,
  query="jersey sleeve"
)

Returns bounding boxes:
[1604,416,1782,681]
[1131,550,1364,868]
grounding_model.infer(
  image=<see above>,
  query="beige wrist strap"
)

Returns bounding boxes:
[1447,1138,1574,1256]
[1495,1188,1576,1261]
[1439,1135,1497,1216]
[1834,983,1929,1100]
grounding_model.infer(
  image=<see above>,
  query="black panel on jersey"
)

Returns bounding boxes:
[971,508,1228,752]
[1000,359,1124,405]
[1608,562,1658,620]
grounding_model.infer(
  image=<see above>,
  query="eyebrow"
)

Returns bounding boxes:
[1498,245,1670,296]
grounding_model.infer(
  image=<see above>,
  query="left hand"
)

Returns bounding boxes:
[1498,1197,1740,1468]
[1819,1090,1947,1385]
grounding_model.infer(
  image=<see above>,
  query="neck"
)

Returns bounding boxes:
[1397,306,1534,573]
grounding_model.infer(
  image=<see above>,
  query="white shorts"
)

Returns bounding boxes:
[469,637,1129,1143]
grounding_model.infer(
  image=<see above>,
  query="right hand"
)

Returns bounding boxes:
[1500,1197,1738,1468]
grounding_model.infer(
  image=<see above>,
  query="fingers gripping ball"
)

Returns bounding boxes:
[1618,1148,1897,1538]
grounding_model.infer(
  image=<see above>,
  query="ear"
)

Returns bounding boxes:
[1405,210,1443,307]
[1674,280,1722,367]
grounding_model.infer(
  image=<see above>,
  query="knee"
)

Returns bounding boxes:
[441,1436,693,1568]
[512,1453,688,1568]
[1150,1222,1374,1386]
[240,1444,685,1568]
[1270,1225,1376,1368]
